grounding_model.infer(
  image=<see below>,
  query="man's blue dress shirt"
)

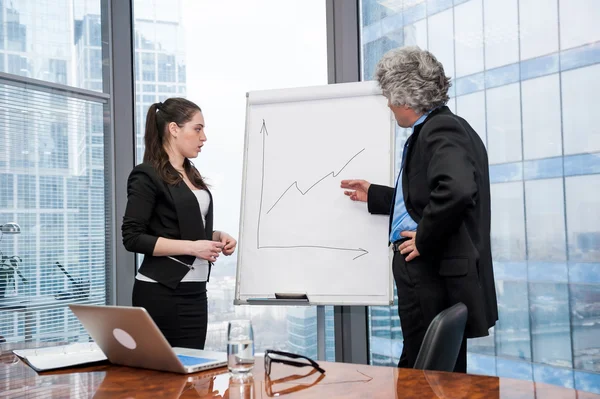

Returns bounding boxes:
[389,111,432,243]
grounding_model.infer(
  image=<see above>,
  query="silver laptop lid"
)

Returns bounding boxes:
[69,304,188,373]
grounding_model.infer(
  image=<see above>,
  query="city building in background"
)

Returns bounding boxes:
[361,0,600,392]
[132,0,187,164]
[0,0,108,342]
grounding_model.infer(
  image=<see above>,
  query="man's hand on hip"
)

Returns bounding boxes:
[399,231,420,261]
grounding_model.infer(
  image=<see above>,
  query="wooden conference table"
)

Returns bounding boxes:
[1,344,599,398]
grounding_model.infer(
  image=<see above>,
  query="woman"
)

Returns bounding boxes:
[122,97,237,349]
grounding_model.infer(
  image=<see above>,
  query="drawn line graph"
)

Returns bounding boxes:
[266,148,365,214]
[256,119,369,260]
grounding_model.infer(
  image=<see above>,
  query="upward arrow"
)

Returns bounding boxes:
[260,119,268,136]
[257,119,268,249]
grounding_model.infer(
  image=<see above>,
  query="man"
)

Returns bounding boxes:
[341,46,497,372]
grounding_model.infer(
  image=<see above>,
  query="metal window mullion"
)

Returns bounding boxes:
[326,0,368,365]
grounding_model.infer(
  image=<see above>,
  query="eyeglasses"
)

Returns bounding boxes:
[264,349,325,376]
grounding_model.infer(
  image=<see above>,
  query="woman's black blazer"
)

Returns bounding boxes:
[122,162,214,289]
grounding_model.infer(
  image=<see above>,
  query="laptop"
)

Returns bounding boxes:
[69,304,227,374]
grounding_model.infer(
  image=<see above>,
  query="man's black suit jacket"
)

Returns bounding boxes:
[121,162,214,289]
[368,106,498,338]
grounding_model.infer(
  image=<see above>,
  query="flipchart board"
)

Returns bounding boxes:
[235,80,396,306]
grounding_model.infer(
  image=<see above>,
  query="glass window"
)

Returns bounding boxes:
[570,284,600,372]
[456,92,487,147]
[0,86,109,343]
[158,84,176,93]
[134,56,140,81]
[454,0,484,77]
[495,281,531,361]
[135,21,156,50]
[154,23,180,54]
[0,0,4,51]
[178,63,186,84]
[0,174,14,208]
[559,0,600,51]
[562,64,600,155]
[8,54,28,77]
[6,7,26,52]
[142,94,155,103]
[48,59,68,85]
[361,0,395,26]
[88,16,101,47]
[16,175,36,209]
[403,19,428,49]
[530,282,572,368]
[519,0,559,60]
[363,32,403,80]
[427,9,454,78]
[486,83,522,164]
[469,331,495,356]
[141,52,156,82]
[89,49,102,81]
[525,179,566,262]
[155,1,181,24]
[566,175,600,262]
[2,0,105,90]
[566,197,600,377]
[359,0,600,391]
[39,121,69,170]
[39,213,65,295]
[157,53,176,82]
[39,177,64,210]
[12,212,35,288]
[491,182,526,261]
[522,74,562,160]
[483,0,518,70]
[133,0,329,358]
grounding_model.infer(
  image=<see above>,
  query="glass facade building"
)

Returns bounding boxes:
[0,0,109,342]
[361,0,600,392]
[133,0,187,164]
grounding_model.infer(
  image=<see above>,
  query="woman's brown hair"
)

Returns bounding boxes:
[143,97,207,189]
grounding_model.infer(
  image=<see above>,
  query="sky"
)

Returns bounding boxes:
[180,0,328,239]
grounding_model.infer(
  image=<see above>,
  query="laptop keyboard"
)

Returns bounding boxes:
[176,354,213,367]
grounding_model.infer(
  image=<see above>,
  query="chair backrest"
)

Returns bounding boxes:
[413,302,468,372]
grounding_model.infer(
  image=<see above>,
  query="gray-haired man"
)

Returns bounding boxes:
[341,46,497,372]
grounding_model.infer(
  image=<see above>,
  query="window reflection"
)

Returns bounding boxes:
[359,1,600,392]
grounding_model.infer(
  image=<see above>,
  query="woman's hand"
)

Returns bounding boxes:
[213,231,237,256]
[189,240,224,262]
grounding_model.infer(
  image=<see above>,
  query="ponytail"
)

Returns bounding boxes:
[143,103,162,164]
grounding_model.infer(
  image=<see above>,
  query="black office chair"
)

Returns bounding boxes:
[413,302,468,372]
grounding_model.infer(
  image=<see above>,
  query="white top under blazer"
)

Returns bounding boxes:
[136,189,211,283]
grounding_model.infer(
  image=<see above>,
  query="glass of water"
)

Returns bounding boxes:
[227,320,255,374]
